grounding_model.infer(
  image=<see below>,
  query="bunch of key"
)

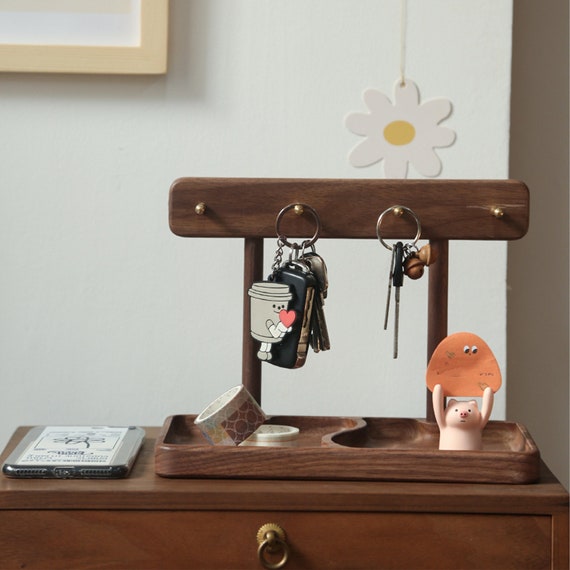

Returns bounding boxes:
[384,242,437,359]
[249,239,330,369]
[304,249,331,354]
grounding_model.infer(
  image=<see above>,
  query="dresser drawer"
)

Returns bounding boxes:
[0,509,552,569]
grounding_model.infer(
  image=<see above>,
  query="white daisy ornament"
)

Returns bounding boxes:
[345,79,455,178]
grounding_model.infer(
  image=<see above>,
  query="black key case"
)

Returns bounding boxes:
[269,265,316,369]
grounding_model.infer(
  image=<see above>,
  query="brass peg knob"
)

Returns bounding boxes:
[257,523,290,569]
[294,204,304,216]
[195,202,206,215]
[393,206,404,217]
[491,206,504,219]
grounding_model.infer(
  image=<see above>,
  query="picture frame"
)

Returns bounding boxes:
[0,0,168,74]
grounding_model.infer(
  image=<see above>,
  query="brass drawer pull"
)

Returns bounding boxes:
[257,523,290,569]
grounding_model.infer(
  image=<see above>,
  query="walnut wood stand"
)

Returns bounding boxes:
[169,177,530,417]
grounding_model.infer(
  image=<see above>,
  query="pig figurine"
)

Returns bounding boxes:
[433,383,494,451]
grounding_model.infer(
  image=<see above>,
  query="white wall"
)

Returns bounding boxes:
[0,0,513,449]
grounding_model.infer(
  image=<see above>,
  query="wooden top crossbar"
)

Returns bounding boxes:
[169,178,529,241]
[168,177,530,418]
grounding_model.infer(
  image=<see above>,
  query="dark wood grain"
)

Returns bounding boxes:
[169,178,529,240]
[242,237,263,403]
[0,427,564,513]
[426,239,449,420]
[0,427,567,569]
[154,415,541,484]
[0,510,553,570]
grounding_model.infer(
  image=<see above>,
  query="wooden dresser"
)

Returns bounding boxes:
[0,426,567,570]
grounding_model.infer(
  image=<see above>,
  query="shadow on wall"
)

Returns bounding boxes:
[507,0,569,490]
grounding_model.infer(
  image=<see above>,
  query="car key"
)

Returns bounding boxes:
[391,242,404,358]
[268,261,316,368]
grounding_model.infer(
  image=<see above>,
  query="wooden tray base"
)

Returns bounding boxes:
[154,415,540,484]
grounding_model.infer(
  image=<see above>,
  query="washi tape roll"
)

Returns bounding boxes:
[195,385,266,446]
[240,424,300,447]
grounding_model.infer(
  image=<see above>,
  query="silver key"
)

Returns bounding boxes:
[384,247,396,330]
[304,252,331,352]
[304,251,328,299]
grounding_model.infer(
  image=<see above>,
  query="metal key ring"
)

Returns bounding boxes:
[376,205,422,251]
[275,203,321,249]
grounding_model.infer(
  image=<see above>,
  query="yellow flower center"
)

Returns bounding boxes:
[383,120,416,146]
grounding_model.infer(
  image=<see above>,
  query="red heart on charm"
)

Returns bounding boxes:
[279,310,296,328]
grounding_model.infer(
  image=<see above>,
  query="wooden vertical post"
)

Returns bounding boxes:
[426,239,449,421]
[243,237,264,404]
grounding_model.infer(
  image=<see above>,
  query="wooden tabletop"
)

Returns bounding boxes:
[0,426,567,516]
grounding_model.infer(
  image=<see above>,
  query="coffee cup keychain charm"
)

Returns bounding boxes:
[248,203,330,369]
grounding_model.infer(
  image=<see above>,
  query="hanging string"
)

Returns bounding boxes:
[399,0,407,86]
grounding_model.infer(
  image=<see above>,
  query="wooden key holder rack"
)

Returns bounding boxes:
[156,177,540,484]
